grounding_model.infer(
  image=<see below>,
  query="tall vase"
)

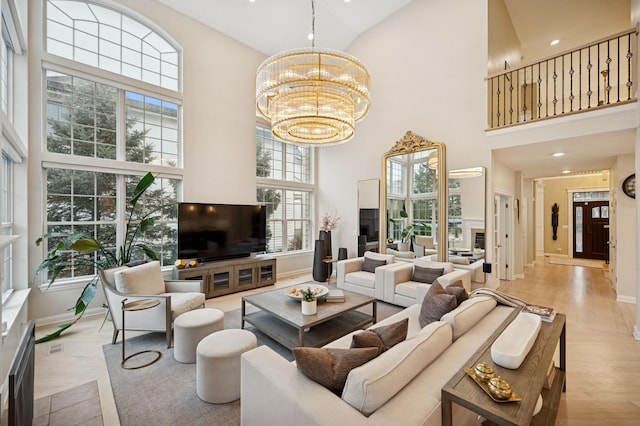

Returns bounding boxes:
[319,230,333,276]
[312,239,328,282]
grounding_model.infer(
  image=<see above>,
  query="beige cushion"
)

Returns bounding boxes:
[345,271,376,288]
[114,261,165,295]
[342,321,452,416]
[415,235,435,249]
[166,292,206,320]
[351,318,409,356]
[449,256,471,265]
[418,280,457,327]
[415,258,454,274]
[386,248,416,259]
[293,347,378,395]
[440,296,497,340]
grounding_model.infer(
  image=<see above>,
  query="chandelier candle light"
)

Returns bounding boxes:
[255,0,371,145]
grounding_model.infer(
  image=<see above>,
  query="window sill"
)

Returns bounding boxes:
[2,288,30,340]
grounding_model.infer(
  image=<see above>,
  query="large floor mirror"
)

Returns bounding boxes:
[448,167,486,259]
[379,131,448,262]
[358,179,380,256]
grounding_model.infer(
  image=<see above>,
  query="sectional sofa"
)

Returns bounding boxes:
[240,292,517,425]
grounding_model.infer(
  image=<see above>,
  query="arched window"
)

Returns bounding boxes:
[46,0,180,91]
[41,1,183,281]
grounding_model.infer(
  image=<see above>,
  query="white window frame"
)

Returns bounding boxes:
[256,123,315,255]
[39,0,183,289]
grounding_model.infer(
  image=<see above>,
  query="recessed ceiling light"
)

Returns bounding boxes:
[553,152,564,157]
[308,33,314,41]
[550,39,560,46]
[249,0,256,3]
[562,169,571,174]
[345,0,352,3]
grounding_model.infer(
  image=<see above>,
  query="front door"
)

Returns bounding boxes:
[573,201,609,260]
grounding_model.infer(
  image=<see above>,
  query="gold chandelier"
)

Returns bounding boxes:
[255,1,371,145]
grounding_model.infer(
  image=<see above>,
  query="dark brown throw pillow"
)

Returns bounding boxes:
[293,347,378,395]
[362,257,387,273]
[442,279,468,305]
[350,318,409,356]
[413,265,444,284]
[419,280,457,327]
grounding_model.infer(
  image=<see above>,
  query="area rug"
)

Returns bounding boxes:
[548,257,604,269]
[103,303,402,425]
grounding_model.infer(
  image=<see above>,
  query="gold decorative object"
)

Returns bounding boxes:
[464,367,522,403]
[473,362,495,382]
[488,377,513,400]
[188,259,198,268]
[175,259,187,269]
[255,0,370,145]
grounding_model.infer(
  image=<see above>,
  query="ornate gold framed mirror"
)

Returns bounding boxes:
[379,131,448,262]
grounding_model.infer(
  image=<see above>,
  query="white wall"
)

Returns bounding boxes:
[317,0,491,258]
[614,156,637,302]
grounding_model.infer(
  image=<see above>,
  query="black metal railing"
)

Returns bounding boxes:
[487,27,638,129]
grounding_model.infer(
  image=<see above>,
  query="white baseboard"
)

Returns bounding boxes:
[616,295,636,304]
[35,306,107,328]
[634,326,640,341]
[514,273,525,279]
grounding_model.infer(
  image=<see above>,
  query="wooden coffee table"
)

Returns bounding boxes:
[241,285,376,349]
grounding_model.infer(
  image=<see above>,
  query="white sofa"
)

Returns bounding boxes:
[336,252,399,299]
[381,259,471,308]
[240,294,516,425]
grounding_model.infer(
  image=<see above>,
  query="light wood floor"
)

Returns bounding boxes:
[34,258,640,425]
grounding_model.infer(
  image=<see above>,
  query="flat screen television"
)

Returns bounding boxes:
[178,203,267,262]
[359,208,379,242]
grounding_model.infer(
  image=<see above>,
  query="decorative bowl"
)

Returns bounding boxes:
[488,377,512,400]
[473,362,495,382]
[286,285,329,300]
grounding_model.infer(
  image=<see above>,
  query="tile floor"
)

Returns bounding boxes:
[33,381,103,426]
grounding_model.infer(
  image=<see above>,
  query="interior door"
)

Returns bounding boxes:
[493,196,502,280]
[573,201,609,260]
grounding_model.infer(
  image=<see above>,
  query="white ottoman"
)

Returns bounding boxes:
[196,329,257,403]
[174,308,224,363]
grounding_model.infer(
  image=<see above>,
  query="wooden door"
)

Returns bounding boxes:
[573,201,609,260]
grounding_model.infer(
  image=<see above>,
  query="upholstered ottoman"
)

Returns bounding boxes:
[174,308,224,363]
[196,329,257,403]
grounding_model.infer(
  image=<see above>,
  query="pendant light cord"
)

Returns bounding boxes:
[311,0,315,49]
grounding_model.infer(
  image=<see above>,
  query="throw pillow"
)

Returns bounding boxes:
[362,257,387,273]
[351,318,409,356]
[419,280,457,327]
[442,279,469,305]
[292,347,378,395]
[413,265,444,284]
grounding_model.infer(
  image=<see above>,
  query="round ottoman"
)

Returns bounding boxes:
[196,329,257,403]
[174,308,224,363]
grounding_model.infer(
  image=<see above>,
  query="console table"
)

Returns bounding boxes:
[442,312,566,425]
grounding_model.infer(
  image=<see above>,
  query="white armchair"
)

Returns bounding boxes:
[336,252,399,299]
[413,235,438,257]
[99,261,205,348]
[381,259,471,307]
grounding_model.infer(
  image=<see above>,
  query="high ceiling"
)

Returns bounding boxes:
[156,0,634,179]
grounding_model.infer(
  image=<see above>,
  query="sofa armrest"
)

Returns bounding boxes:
[241,346,367,425]
[438,269,472,292]
[381,262,414,302]
[337,257,364,289]
[164,279,204,293]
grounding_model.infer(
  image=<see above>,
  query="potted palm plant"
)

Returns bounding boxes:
[30,172,159,343]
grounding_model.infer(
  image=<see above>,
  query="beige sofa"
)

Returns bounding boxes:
[240,294,516,425]
[381,259,472,308]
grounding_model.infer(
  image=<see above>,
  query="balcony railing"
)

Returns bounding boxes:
[487,27,638,130]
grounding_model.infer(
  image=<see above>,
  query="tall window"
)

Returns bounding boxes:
[256,126,314,254]
[1,150,14,300]
[43,0,182,283]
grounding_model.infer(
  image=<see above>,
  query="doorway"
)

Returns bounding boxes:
[494,193,513,280]
[573,200,609,260]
